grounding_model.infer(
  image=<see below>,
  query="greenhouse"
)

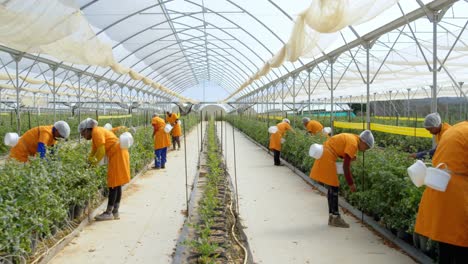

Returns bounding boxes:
[0,0,467,263]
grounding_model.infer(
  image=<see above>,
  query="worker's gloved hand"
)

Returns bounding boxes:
[409,153,417,159]
[88,155,98,166]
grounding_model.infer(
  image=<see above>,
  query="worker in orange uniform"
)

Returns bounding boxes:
[166,111,180,150]
[269,118,294,166]
[9,121,70,162]
[152,114,168,169]
[310,130,374,228]
[79,118,130,221]
[165,112,175,150]
[415,121,468,263]
[410,112,451,159]
[171,119,182,150]
[302,117,324,135]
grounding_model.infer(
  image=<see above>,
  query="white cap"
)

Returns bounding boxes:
[359,130,374,149]
[78,118,98,133]
[302,117,310,123]
[54,121,70,138]
[104,123,113,130]
[282,118,290,124]
[423,113,442,128]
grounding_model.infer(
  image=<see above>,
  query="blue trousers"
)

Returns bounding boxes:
[154,147,167,168]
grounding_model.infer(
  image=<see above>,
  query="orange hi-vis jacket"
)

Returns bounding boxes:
[269,122,291,151]
[415,121,468,247]
[152,116,167,149]
[9,125,56,162]
[435,122,451,144]
[306,120,324,135]
[310,133,360,187]
[172,122,182,137]
[92,127,130,188]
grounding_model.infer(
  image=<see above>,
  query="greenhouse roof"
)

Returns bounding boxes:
[0,0,466,108]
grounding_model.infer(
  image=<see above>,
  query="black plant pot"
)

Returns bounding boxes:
[74,204,83,219]
[412,232,420,248]
[68,204,75,220]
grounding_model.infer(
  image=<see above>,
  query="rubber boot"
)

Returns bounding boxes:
[95,206,114,221]
[112,203,120,220]
[330,215,350,228]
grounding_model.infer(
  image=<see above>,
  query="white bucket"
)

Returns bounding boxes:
[424,163,451,192]
[280,138,285,144]
[164,124,173,133]
[309,143,323,159]
[322,127,332,134]
[4,132,19,147]
[407,160,427,187]
[268,126,278,134]
[336,162,344,174]
[119,132,134,149]
[104,123,112,131]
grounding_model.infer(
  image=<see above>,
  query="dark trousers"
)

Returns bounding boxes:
[107,186,122,212]
[273,150,281,165]
[327,185,340,216]
[172,136,180,149]
[439,242,468,264]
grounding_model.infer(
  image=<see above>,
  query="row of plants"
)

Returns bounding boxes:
[253,115,433,153]
[186,120,226,263]
[0,115,200,262]
[226,115,438,259]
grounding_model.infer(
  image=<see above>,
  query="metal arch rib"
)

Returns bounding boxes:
[138,33,265,87]
[113,14,275,79]
[151,58,243,91]
[158,0,198,83]
[183,0,292,77]
[127,33,266,89]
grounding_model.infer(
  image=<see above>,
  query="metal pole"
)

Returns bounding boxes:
[330,60,335,133]
[407,88,411,118]
[366,45,371,130]
[432,12,438,113]
[293,75,296,126]
[183,120,189,214]
[232,124,240,213]
[52,67,57,122]
[200,110,203,152]
[281,81,285,117]
[14,58,21,134]
[308,70,311,115]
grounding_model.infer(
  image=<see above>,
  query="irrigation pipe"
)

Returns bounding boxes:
[229,188,248,264]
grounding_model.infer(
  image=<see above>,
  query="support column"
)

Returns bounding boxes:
[431,11,439,113]
[307,69,311,114]
[330,59,335,131]
[14,56,21,134]
[365,44,371,130]
[50,65,58,122]
[281,80,285,117]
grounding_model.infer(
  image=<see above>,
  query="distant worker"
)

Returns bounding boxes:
[302,117,329,136]
[410,113,451,159]
[415,121,468,263]
[152,114,168,169]
[79,118,130,221]
[166,111,178,125]
[9,121,70,162]
[269,118,294,166]
[310,130,374,228]
[172,119,182,150]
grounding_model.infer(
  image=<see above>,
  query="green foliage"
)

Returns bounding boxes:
[228,115,424,234]
[0,126,155,260]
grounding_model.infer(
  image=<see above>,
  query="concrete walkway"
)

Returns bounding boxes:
[50,123,205,264]
[219,121,415,264]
